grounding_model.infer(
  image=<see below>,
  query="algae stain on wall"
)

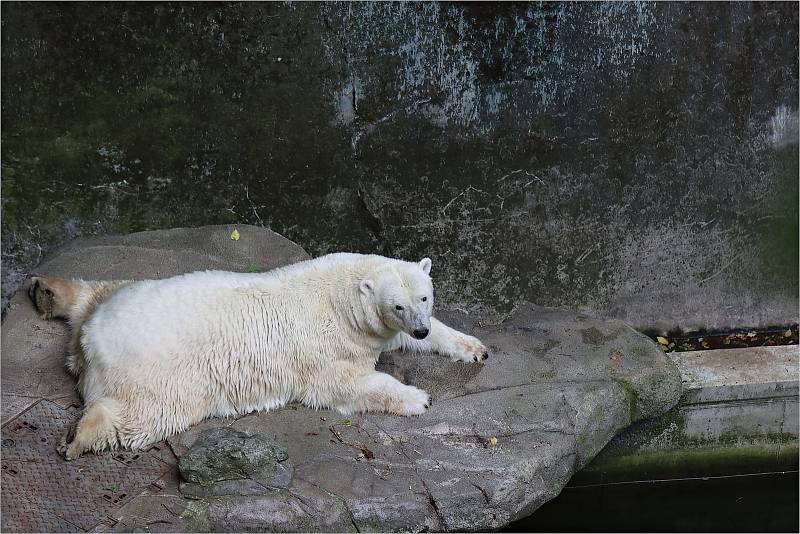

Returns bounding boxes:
[756,106,799,289]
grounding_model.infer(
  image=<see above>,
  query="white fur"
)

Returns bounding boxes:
[62,253,488,454]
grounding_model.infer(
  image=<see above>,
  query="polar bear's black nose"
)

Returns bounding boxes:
[412,328,429,339]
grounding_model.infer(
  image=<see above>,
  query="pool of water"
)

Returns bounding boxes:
[505,471,799,532]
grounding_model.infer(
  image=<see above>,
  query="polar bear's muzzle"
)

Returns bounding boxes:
[412,328,429,339]
[409,312,431,339]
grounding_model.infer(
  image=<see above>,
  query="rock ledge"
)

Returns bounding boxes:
[0,225,682,532]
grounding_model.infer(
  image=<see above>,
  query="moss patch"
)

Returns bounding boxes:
[181,500,211,532]
[576,443,799,484]
[581,327,622,346]
[754,143,799,288]
[612,377,641,422]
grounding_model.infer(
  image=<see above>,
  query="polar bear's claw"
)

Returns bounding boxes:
[450,334,489,364]
[471,351,489,362]
[396,384,431,416]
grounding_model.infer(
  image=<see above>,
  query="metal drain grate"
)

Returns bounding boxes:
[1,400,176,532]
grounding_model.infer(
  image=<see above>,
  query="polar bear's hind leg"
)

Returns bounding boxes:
[58,397,124,460]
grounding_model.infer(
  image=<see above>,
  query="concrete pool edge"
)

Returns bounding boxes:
[567,345,799,485]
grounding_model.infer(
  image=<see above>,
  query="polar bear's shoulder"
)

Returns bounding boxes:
[284,253,397,275]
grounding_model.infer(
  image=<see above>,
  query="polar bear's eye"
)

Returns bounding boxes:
[421,297,427,302]
[395,305,404,311]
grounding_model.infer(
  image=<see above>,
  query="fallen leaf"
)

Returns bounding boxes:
[343,419,353,426]
[656,336,669,345]
[230,229,240,241]
[785,330,793,338]
[489,436,498,446]
[747,331,756,338]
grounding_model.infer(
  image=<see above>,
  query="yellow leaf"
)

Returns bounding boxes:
[230,229,240,241]
[656,336,669,345]
[489,436,498,446]
[784,330,792,338]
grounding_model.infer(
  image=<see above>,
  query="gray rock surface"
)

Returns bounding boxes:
[179,428,291,491]
[0,225,682,532]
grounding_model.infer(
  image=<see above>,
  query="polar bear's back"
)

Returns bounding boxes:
[78,253,397,383]
[81,270,300,368]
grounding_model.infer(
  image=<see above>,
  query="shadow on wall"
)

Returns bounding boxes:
[1,2,798,330]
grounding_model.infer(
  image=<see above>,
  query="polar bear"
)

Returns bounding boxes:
[28,253,488,460]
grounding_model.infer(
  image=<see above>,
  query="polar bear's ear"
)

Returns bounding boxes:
[359,279,374,296]
[419,257,432,275]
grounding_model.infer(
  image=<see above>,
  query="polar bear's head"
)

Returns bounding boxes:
[360,258,434,339]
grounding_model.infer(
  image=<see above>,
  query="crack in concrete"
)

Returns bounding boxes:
[369,417,414,462]
[351,98,432,150]
[470,481,491,506]
[354,184,388,253]
[441,378,612,402]
[420,478,446,531]
[293,475,361,533]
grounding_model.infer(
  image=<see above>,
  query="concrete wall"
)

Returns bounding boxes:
[2,2,797,330]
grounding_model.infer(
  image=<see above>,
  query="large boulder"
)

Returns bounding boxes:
[0,225,681,532]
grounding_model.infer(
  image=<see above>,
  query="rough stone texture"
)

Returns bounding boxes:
[179,428,290,490]
[1,225,681,531]
[2,2,798,332]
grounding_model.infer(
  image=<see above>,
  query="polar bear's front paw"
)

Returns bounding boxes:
[394,385,431,416]
[450,334,489,363]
